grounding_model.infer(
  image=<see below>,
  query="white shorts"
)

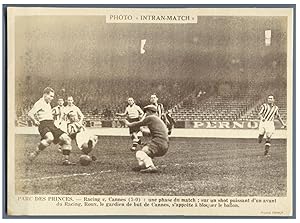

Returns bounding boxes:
[54,120,62,128]
[76,131,92,149]
[258,121,275,138]
[76,130,98,150]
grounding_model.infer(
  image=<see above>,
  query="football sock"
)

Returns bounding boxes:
[61,144,71,157]
[63,155,70,161]
[258,134,264,143]
[132,138,139,148]
[264,139,271,155]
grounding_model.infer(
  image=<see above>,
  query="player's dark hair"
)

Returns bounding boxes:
[268,94,275,98]
[43,87,54,95]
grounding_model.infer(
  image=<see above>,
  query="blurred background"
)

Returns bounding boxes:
[14,16,287,127]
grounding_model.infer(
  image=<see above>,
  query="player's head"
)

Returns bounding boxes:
[43,87,55,103]
[67,96,74,106]
[57,98,64,106]
[144,105,157,115]
[67,111,76,123]
[150,94,158,104]
[127,97,135,106]
[267,95,275,104]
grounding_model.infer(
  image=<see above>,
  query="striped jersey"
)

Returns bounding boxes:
[259,103,279,121]
[52,105,65,121]
[67,121,84,139]
[153,103,164,119]
[28,97,53,121]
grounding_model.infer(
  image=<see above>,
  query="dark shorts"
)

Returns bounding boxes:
[144,140,169,158]
[128,118,140,134]
[38,120,65,144]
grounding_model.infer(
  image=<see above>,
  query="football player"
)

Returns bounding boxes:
[52,98,65,127]
[65,111,98,159]
[28,87,74,165]
[123,105,169,173]
[116,97,144,151]
[150,94,174,135]
[258,95,286,156]
[63,96,84,124]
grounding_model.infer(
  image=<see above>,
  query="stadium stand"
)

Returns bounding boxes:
[15,77,287,127]
[171,83,287,122]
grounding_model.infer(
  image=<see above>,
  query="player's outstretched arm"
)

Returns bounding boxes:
[116,107,129,117]
[116,111,127,117]
[259,114,265,122]
[258,105,265,121]
[28,114,40,126]
[277,114,286,128]
[122,119,147,128]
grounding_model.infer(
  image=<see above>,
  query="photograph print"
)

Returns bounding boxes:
[6,6,294,217]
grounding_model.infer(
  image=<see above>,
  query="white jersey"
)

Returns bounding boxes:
[125,104,144,119]
[28,97,53,121]
[64,104,84,123]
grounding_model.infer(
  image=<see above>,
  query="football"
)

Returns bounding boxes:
[79,155,92,166]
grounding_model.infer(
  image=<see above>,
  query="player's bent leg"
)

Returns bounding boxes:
[135,150,146,169]
[258,134,264,144]
[264,130,273,156]
[137,146,158,173]
[136,147,154,168]
[29,132,54,161]
[44,132,54,144]
[59,133,75,165]
[131,132,139,152]
[81,143,92,155]
[258,124,265,144]
[264,139,271,156]
[87,135,98,161]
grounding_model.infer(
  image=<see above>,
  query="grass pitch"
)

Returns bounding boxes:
[15,135,287,196]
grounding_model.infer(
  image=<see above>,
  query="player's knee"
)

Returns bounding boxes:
[39,140,50,150]
[91,135,98,144]
[133,138,139,144]
[136,150,147,160]
[266,134,272,140]
[61,143,72,154]
[141,146,152,157]
[44,134,54,144]
[60,134,71,145]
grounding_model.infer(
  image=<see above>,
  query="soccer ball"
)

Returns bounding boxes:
[79,155,92,166]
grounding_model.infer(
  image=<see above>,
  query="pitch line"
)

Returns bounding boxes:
[19,170,112,182]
